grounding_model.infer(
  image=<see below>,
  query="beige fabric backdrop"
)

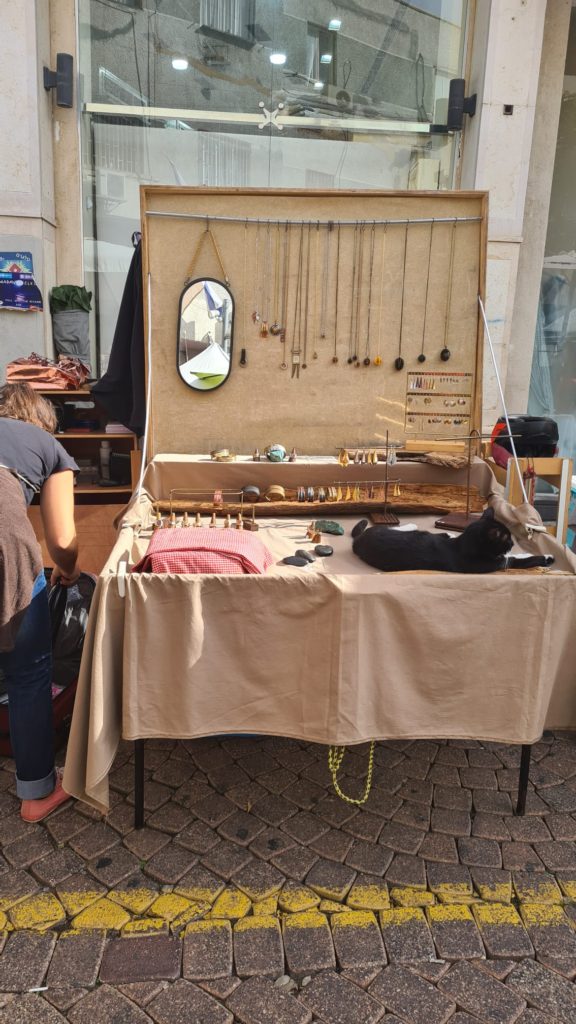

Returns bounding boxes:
[64,457,576,813]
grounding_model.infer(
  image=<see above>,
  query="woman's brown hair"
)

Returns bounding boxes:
[0,383,57,433]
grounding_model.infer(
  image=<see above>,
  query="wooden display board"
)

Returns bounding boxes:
[141,187,487,457]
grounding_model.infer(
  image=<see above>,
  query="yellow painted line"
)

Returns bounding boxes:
[278,886,320,913]
[513,878,563,904]
[319,899,347,914]
[253,896,278,917]
[108,888,157,915]
[347,882,391,911]
[473,880,512,904]
[9,894,66,932]
[520,902,571,928]
[175,881,224,905]
[57,889,104,917]
[148,893,193,922]
[170,900,212,933]
[427,904,473,923]
[235,915,280,932]
[185,918,231,937]
[332,910,377,931]
[557,878,576,901]
[380,907,426,927]
[209,888,252,920]
[389,887,434,908]
[72,897,131,931]
[473,903,525,928]
[283,910,330,931]
[123,917,168,935]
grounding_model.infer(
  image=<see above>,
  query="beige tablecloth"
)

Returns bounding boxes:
[64,456,576,812]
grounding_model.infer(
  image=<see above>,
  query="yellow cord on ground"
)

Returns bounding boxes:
[328,741,375,805]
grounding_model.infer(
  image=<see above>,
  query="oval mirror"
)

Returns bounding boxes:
[177,278,234,391]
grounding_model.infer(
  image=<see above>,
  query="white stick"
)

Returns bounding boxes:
[477,295,529,505]
[136,271,153,497]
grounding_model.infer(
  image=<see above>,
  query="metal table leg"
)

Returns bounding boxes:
[134,739,145,828]
[515,744,531,816]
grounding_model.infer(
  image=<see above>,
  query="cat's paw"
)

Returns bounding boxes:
[543,555,554,566]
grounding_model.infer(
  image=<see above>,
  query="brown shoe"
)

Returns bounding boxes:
[21,773,71,822]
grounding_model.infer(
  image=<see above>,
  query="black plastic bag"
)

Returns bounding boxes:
[48,573,96,688]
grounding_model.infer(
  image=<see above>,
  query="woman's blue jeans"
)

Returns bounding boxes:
[0,574,55,800]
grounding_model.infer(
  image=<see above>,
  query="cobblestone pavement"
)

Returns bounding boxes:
[2,734,576,1020]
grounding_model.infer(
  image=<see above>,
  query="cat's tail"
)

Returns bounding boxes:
[351,519,369,538]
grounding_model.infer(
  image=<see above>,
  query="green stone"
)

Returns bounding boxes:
[314,520,344,536]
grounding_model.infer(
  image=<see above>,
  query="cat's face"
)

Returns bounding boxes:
[464,508,513,556]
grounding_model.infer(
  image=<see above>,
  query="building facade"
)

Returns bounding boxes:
[0,0,574,456]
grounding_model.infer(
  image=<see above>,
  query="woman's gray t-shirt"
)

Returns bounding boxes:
[0,418,78,505]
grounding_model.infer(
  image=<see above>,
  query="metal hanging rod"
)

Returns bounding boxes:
[144,211,482,227]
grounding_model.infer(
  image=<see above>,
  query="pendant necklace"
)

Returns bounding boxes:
[353,222,366,368]
[418,220,434,363]
[242,219,249,353]
[270,222,282,335]
[332,222,341,364]
[260,221,271,336]
[373,224,387,367]
[279,222,291,369]
[348,222,359,365]
[302,222,312,369]
[312,222,321,360]
[252,222,261,323]
[290,221,305,378]
[318,221,331,357]
[363,221,376,366]
[440,219,456,362]
[394,221,409,371]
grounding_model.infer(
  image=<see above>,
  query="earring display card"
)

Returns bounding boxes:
[405,371,473,432]
[141,187,487,457]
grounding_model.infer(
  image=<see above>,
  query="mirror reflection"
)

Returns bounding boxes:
[177,278,234,391]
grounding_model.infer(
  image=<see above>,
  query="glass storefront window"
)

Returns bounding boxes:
[79,0,469,372]
[529,8,576,465]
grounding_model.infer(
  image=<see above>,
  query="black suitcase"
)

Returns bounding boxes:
[492,416,558,458]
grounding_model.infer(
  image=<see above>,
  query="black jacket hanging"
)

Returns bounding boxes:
[91,240,146,436]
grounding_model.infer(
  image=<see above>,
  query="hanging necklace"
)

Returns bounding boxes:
[290,221,305,378]
[418,220,434,363]
[270,222,282,335]
[312,222,321,360]
[348,222,359,365]
[353,222,366,368]
[440,219,456,362]
[302,222,312,370]
[319,221,331,355]
[279,222,291,369]
[363,221,376,366]
[394,221,409,371]
[252,222,261,323]
[373,223,387,367]
[242,218,249,348]
[260,221,271,336]
[332,222,341,364]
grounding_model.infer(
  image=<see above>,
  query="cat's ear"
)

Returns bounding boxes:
[482,507,495,519]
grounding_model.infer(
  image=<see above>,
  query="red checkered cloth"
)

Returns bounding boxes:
[131,528,274,575]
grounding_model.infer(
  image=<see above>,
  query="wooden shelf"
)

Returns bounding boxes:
[75,484,132,495]
[37,388,92,397]
[57,432,136,440]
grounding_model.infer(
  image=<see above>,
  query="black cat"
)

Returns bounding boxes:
[351,507,554,574]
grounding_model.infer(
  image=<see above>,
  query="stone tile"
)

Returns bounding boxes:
[173,819,219,855]
[44,806,90,844]
[259,768,298,794]
[199,976,241,1000]
[460,767,498,790]
[316,795,359,827]
[282,812,330,845]
[44,990,87,1013]
[145,842,196,883]
[516,1012,562,1024]
[55,871,106,917]
[232,859,284,900]
[282,779,325,811]
[0,812,40,847]
[283,911,336,974]
[218,810,266,847]
[227,976,312,1024]
[520,903,576,957]
[537,955,576,980]
[501,842,544,872]
[183,919,233,979]
[173,778,213,809]
[433,785,471,812]
[398,781,433,806]
[392,802,431,830]
[309,829,354,863]
[545,814,576,841]
[439,961,526,1023]
[306,858,356,901]
[506,958,576,1024]
[427,765,461,787]
[0,931,56,991]
[211,886,252,920]
[0,994,68,1023]
[147,978,233,1024]
[472,789,514,815]
[233,916,284,978]
[435,747,468,767]
[426,904,484,960]
[379,908,435,963]
[202,841,254,880]
[251,794,297,827]
[102,937,181,987]
[331,910,386,968]
[457,837,502,867]
[30,848,83,887]
[385,854,426,889]
[344,812,385,843]
[533,841,576,872]
[237,752,280,779]
[379,822,424,856]
[46,931,106,988]
[302,971,385,1024]
[541,785,576,814]
[278,882,320,913]
[470,866,512,903]
[512,870,563,903]
[146,801,194,834]
[430,808,471,837]
[426,862,472,901]
[87,846,141,887]
[506,816,552,842]
[363,790,402,820]
[3,831,54,869]
[271,847,319,881]
[250,827,296,861]
[152,758,195,788]
[227,781,268,810]
[118,981,169,1007]
[471,812,510,840]
[124,827,171,861]
[478,959,518,980]
[193,794,237,827]
[68,822,120,860]
[468,748,503,768]
[417,833,458,864]
[346,841,393,877]
[369,965,455,1024]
